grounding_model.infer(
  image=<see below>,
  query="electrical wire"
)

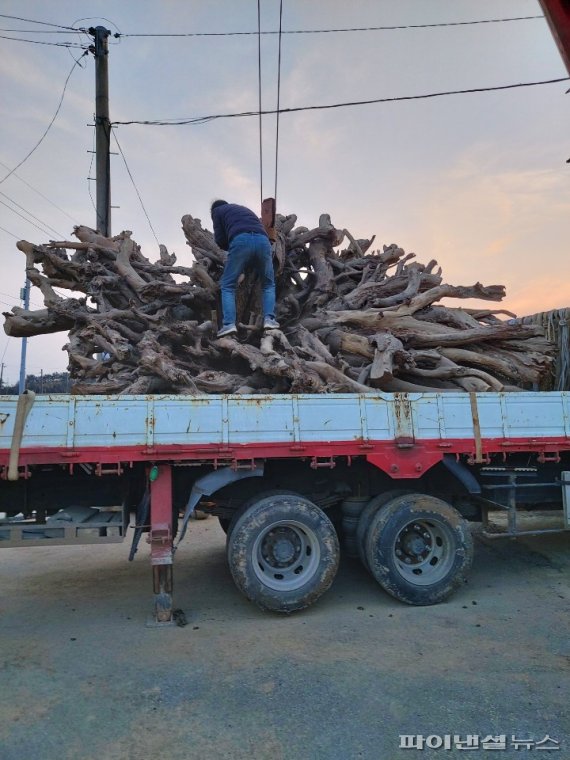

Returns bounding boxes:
[274,0,283,204]
[86,125,102,229]
[112,131,160,246]
[0,337,10,365]
[0,161,79,224]
[257,0,263,206]
[0,50,89,185]
[0,191,65,238]
[0,198,57,237]
[0,296,43,311]
[0,34,87,48]
[0,291,43,310]
[0,224,19,238]
[0,28,81,34]
[70,16,123,47]
[118,15,544,37]
[112,77,570,127]
[0,13,80,30]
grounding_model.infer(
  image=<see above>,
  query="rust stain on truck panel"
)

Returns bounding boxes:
[234,395,274,406]
[393,393,413,436]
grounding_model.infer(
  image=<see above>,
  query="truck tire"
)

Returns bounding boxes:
[340,496,370,518]
[226,494,340,613]
[356,489,413,569]
[364,493,474,606]
[225,489,301,548]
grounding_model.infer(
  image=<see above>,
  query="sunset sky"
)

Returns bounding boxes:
[0,0,568,384]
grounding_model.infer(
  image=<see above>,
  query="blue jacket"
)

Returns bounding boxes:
[212,203,268,251]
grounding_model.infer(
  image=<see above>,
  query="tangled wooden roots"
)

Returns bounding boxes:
[2,212,554,395]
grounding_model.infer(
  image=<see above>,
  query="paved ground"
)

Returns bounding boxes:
[1,519,569,760]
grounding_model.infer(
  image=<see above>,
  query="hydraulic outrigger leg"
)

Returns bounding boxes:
[148,464,175,624]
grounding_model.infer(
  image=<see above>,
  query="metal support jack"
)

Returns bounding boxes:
[147,464,177,626]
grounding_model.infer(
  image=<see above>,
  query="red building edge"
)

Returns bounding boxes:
[539,0,570,74]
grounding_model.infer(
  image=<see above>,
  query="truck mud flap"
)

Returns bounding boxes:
[176,462,265,547]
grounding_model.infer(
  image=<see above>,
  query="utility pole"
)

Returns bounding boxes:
[90,26,112,237]
[0,362,5,391]
[18,279,30,394]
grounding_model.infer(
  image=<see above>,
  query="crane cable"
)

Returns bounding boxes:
[257,1,284,210]
[257,0,263,207]
[274,0,283,205]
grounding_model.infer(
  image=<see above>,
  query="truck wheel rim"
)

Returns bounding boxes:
[252,520,320,591]
[392,518,455,586]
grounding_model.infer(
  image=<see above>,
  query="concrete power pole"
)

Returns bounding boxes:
[90,26,112,237]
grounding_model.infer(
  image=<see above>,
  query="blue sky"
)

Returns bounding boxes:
[0,0,568,384]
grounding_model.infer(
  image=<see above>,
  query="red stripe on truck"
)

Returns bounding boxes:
[1,436,568,478]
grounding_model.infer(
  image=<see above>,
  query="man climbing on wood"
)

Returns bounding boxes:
[211,199,280,338]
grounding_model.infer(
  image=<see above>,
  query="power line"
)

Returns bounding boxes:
[112,77,570,128]
[87,126,98,221]
[0,161,79,224]
[0,291,43,310]
[0,337,10,365]
[0,13,80,30]
[0,298,20,309]
[0,34,86,48]
[0,191,65,238]
[0,224,19,238]
[257,0,263,205]
[0,198,55,237]
[0,28,82,34]
[274,0,284,204]
[112,131,160,246]
[69,15,123,46]
[0,295,43,311]
[118,15,544,38]
[0,51,88,185]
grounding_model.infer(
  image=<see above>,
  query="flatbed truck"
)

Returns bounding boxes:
[1,390,569,623]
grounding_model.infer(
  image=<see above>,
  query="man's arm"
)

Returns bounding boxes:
[212,210,229,250]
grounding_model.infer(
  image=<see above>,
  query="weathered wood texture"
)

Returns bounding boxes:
[2,214,555,394]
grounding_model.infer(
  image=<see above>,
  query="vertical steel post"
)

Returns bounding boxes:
[149,465,174,623]
[92,26,112,236]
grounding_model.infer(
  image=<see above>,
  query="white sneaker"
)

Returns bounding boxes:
[263,317,280,330]
[217,324,237,337]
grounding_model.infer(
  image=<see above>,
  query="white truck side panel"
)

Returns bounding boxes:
[0,392,569,451]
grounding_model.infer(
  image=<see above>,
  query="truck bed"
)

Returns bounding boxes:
[1,391,569,477]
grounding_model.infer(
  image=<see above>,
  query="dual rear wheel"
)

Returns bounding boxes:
[360,493,474,606]
[223,490,474,612]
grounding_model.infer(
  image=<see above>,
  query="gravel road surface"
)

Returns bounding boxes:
[1,519,569,759]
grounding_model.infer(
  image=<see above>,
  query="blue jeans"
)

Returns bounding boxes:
[220,232,276,326]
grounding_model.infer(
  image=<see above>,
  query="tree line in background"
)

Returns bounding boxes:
[0,372,70,395]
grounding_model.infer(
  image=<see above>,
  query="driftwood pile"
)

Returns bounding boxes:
[2,212,555,394]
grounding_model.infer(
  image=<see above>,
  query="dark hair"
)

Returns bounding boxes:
[210,199,228,215]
